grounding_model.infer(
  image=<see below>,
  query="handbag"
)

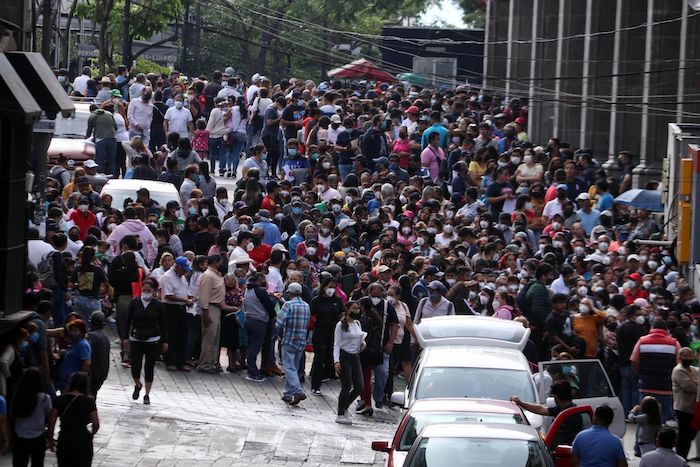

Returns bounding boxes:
[131,268,143,297]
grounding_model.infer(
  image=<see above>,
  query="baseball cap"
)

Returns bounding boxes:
[627,254,640,262]
[374,156,389,167]
[576,193,590,201]
[175,256,192,272]
[514,117,526,125]
[271,244,288,253]
[90,311,106,326]
[406,105,419,114]
[258,209,270,219]
[111,89,122,98]
[76,176,90,185]
[427,280,447,292]
[423,266,444,277]
[288,282,303,294]
[629,273,642,282]
[83,159,98,168]
[337,219,356,231]
[78,196,89,205]
[377,265,391,273]
[556,184,568,191]
[330,114,342,123]
[233,201,247,210]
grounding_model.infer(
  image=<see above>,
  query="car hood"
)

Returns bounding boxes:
[48,137,95,159]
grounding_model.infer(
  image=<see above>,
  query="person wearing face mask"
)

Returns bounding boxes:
[309,276,345,396]
[333,299,366,425]
[615,306,645,415]
[571,297,606,359]
[57,319,92,393]
[624,273,648,305]
[68,196,97,241]
[121,278,167,405]
[413,281,454,325]
[164,95,194,140]
[671,347,698,459]
[127,86,154,145]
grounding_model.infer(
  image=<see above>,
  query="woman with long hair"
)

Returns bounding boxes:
[11,367,51,467]
[243,177,263,212]
[169,138,201,174]
[70,246,108,323]
[385,286,415,397]
[198,161,217,198]
[309,275,345,395]
[48,372,99,467]
[333,300,365,425]
[122,278,167,405]
[225,96,248,178]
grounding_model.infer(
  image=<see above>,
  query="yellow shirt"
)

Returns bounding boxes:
[572,311,605,358]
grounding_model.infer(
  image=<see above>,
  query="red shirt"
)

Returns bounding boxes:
[624,288,649,305]
[68,209,97,240]
[249,244,271,268]
[260,195,276,211]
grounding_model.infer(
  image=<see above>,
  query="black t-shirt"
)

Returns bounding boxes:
[71,265,106,299]
[151,102,169,130]
[261,106,280,138]
[486,181,513,215]
[54,394,96,431]
[545,312,571,345]
[281,104,301,140]
[193,231,215,256]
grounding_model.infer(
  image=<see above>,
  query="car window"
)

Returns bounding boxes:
[55,110,91,138]
[407,437,549,467]
[415,368,536,403]
[540,361,613,398]
[399,412,526,450]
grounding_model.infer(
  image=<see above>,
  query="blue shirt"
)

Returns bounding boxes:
[288,232,304,261]
[576,208,601,236]
[277,296,310,350]
[571,425,625,467]
[598,192,614,212]
[421,124,449,149]
[0,395,6,416]
[253,219,282,247]
[58,338,92,391]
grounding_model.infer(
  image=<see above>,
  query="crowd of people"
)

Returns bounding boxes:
[10,64,697,465]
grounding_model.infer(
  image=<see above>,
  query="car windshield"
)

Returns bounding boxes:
[399,412,526,450]
[415,368,536,403]
[407,437,549,467]
[54,110,90,138]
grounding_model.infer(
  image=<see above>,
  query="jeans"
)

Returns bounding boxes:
[245,318,268,377]
[338,164,353,182]
[246,122,260,153]
[208,137,225,173]
[130,340,159,382]
[164,304,187,367]
[12,434,46,467]
[676,410,696,459]
[95,138,116,175]
[51,286,66,327]
[619,366,639,415]
[226,132,246,175]
[74,295,101,324]
[641,392,673,423]
[361,352,390,407]
[338,350,363,415]
[281,344,305,397]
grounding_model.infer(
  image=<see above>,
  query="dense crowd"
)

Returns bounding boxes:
[9,64,697,465]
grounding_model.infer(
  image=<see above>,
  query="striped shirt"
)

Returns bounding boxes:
[277,297,310,350]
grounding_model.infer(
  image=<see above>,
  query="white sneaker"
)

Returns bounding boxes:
[335,414,352,425]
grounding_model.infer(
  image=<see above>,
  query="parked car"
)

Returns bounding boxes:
[48,100,95,165]
[401,406,593,467]
[100,179,180,213]
[371,398,530,467]
[390,316,543,427]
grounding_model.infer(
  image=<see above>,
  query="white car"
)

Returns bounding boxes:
[100,179,180,213]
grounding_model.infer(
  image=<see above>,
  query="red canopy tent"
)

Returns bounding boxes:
[327,58,397,82]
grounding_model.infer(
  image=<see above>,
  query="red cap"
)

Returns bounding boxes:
[629,273,642,282]
[406,106,419,114]
[514,117,526,125]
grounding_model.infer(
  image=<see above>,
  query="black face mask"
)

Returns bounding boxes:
[682,359,693,368]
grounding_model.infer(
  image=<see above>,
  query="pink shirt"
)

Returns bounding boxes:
[392,138,411,168]
[420,145,445,182]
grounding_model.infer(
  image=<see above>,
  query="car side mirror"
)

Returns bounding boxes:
[390,391,405,407]
[552,445,572,458]
[371,441,390,453]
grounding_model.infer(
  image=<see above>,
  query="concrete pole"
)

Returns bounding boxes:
[528,0,539,140]
[602,0,623,177]
[579,0,593,148]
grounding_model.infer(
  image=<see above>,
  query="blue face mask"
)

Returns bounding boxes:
[188,207,197,215]
[288,149,298,157]
[389,163,399,171]
[29,332,39,344]
[19,341,29,351]
[238,277,247,287]
[297,99,304,106]
[292,206,302,215]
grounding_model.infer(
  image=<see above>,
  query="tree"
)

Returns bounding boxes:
[458,0,486,28]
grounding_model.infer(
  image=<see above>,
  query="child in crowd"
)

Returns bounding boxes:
[192,118,209,161]
[628,395,662,456]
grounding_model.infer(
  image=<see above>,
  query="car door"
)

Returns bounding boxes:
[538,359,625,437]
[543,405,593,467]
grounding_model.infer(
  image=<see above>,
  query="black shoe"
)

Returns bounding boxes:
[132,384,142,400]
[355,403,366,414]
[143,394,150,405]
[358,405,374,416]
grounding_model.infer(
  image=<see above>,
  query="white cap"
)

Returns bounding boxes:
[84,159,98,168]
[251,73,260,83]
[576,193,590,201]
[288,282,302,294]
[330,114,342,123]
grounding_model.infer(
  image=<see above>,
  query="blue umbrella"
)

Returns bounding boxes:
[614,189,663,212]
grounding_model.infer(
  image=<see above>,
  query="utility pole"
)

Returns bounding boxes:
[122,0,132,67]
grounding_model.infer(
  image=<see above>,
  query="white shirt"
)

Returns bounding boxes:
[214,199,232,221]
[180,178,196,207]
[333,320,366,362]
[126,98,153,132]
[550,276,570,295]
[246,84,260,104]
[159,268,189,304]
[542,198,564,220]
[217,86,240,100]
[319,187,341,203]
[327,125,345,145]
[206,107,228,138]
[129,82,145,101]
[164,106,193,140]
[73,74,90,96]
[113,112,130,142]
[28,240,55,268]
[266,266,284,293]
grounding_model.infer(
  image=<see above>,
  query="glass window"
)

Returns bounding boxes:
[54,110,91,138]
[541,361,613,398]
[407,437,549,467]
[415,368,536,403]
[399,412,526,450]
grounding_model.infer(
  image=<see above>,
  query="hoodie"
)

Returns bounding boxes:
[106,219,157,265]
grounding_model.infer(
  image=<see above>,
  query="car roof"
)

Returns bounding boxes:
[409,398,525,416]
[419,422,539,441]
[422,346,530,371]
[102,179,178,193]
[415,315,530,351]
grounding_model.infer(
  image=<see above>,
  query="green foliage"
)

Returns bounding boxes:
[134,57,172,75]
[458,0,486,28]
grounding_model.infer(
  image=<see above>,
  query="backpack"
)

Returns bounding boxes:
[38,252,58,289]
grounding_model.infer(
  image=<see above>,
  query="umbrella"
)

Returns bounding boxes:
[614,189,663,212]
[327,58,397,83]
[397,72,428,86]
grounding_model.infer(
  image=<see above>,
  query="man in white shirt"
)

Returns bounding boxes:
[28,228,55,268]
[246,73,261,104]
[400,105,420,135]
[542,185,567,223]
[316,175,340,203]
[126,86,154,144]
[217,78,241,100]
[327,115,345,145]
[164,95,193,140]
[550,265,576,295]
[72,67,91,97]
[266,250,285,293]
[129,73,147,102]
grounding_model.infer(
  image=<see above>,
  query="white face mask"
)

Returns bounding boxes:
[141,292,153,301]
[479,295,489,305]
[446,278,456,286]
[553,240,563,249]
[510,157,521,165]
[107,223,117,231]
[574,246,585,255]
[468,291,477,300]
[347,257,357,266]
[523,155,533,164]
[416,237,425,246]
[427,227,437,234]
[402,227,412,235]
[497,285,508,293]
[618,246,626,255]
[370,297,381,305]
[201,208,209,216]
[322,162,331,170]
[317,184,325,193]
[579,304,590,314]
[325,287,335,297]
[78,204,88,212]
[246,242,254,251]
[399,195,408,204]
[306,247,317,256]
[480,220,489,229]
[648,260,658,270]
[639,255,648,263]
[643,280,652,290]
[174,101,184,109]
[635,315,645,325]
[598,242,609,252]
[332,204,341,213]
[443,225,453,234]
[492,300,501,309]
[227,245,235,252]
[552,222,562,230]
[387,296,396,305]
[577,286,588,297]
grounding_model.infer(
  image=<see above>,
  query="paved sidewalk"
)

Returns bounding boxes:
[0,335,399,467]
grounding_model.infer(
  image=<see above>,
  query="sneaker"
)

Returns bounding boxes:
[357,405,374,416]
[355,403,366,413]
[245,375,267,383]
[311,389,323,396]
[143,395,150,405]
[132,384,142,400]
[290,393,307,406]
[281,395,293,404]
[335,414,352,425]
[322,378,330,383]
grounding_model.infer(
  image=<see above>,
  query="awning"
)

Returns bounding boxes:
[327,58,397,83]
[5,52,75,119]
[0,53,42,124]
